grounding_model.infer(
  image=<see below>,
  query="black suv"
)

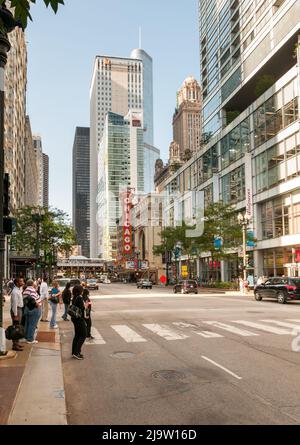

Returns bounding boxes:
[254,277,300,304]
[174,280,198,294]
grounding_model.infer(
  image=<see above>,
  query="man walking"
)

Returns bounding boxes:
[40,277,49,322]
[10,278,25,351]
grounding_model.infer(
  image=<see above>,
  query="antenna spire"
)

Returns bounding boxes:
[139,26,142,49]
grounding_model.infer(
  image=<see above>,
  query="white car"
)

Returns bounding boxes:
[103,278,111,284]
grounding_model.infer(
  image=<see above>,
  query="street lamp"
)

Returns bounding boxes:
[31,208,46,279]
[238,212,251,283]
[0,3,23,357]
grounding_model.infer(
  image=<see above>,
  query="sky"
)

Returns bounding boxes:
[26,0,200,217]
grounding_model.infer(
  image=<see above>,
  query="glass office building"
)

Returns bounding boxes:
[97,112,145,260]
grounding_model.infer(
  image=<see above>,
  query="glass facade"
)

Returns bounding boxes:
[199,0,241,136]
[221,117,250,168]
[261,194,300,240]
[221,165,245,205]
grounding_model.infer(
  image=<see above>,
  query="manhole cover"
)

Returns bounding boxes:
[152,370,186,382]
[111,351,135,359]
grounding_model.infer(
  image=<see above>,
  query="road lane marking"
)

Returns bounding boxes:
[85,327,106,345]
[111,325,147,343]
[173,322,223,338]
[260,320,300,330]
[204,321,258,337]
[197,331,224,338]
[233,320,292,335]
[143,324,189,341]
[201,356,242,380]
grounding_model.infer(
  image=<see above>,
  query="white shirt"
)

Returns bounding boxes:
[40,282,49,300]
[10,286,23,316]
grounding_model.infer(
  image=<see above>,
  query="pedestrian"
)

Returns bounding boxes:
[10,278,25,351]
[40,277,49,322]
[239,277,244,293]
[82,282,94,340]
[256,276,264,286]
[62,282,71,321]
[48,281,62,329]
[23,279,42,344]
[71,284,87,360]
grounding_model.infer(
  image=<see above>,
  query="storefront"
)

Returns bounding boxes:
[262,247,300,277]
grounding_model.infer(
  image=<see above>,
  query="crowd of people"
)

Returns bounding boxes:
[6,278,94,360]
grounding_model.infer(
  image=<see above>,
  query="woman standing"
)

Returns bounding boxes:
[82,282,94,340]
[62,282,71,321]
[23,279,42,344]
[48,281,62,329]
[71,285,87,360]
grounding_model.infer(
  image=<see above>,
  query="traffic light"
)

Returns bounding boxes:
[3,173,10,217]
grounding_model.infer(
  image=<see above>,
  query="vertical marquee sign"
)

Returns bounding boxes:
[122,188,133,256]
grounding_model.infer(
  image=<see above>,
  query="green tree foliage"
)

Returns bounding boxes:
[0,0,64,31]
[153,202,242,260]
[11,206,76,257]
[254,74,275,98]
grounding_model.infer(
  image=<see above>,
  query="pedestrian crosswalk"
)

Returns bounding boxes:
[84,318,300,346]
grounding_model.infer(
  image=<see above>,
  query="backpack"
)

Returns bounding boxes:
[23,295,37,311]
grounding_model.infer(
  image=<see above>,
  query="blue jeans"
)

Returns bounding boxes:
[50,301,58,327]
[24,306,42,341]
[62,303,69,320]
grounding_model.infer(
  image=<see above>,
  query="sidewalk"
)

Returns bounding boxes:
[0,298,67,425]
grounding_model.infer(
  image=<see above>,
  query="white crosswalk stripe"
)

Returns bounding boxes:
[173,322,223,338]
[143,324,189,340]
[260,320,300,330]
[233,320,293,335]
[85,327,106,345]
[112,325,147,343]
[204,321,258,337]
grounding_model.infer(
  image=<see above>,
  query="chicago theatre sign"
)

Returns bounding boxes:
[122,189,133,255]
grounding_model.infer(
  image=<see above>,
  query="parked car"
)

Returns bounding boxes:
[86,279,99,290]
[137,279,152,289]
[173,280,198,294]
[103,278,111,284]
[254,277,300,304]
[52,278,81,293]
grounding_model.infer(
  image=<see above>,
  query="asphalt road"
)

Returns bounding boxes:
[60,283,300,425]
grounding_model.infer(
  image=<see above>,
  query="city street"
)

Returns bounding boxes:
[60,283,300,425]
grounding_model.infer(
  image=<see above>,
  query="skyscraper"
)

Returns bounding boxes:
[4,27,27,211]
[24,117,39,207]
[173,76,202,160]
[89,49,155,258]
[73,127,90,258]
[97,111,144,261]
[199,0,300,140]
[42,153,49,208]
[33,135,44,207]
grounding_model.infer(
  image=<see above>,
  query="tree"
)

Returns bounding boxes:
[10,206,76,274]
[254,74,275,98]
[193,202,242,261]
[0,0,64,31]
[153,202,243,280]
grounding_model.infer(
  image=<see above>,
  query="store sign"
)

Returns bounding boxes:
[122,189,133,255]
[245,153,253,220]
[125,261,135,270]
[182,265,188,277]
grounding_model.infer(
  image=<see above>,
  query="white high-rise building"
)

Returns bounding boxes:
[89,49,155,258]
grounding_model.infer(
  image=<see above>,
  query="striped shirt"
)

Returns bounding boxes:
[23,286,42,307]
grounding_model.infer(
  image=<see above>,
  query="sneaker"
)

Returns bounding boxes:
[78,353,84,359]
[19,338,26,343]
[26,340,38,344]
[72,354,83,360]
[50,325,58,329]
[40,319,49,322]
[87,336,95,340]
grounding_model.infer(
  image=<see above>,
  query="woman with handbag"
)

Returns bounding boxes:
[23,280,42,344]
[48,281,62,329]
[70,284,87,360]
